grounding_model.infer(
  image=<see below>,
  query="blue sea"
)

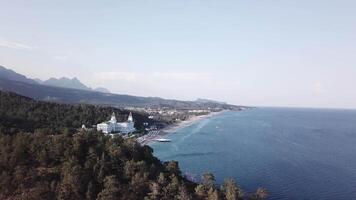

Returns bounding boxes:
[150,108,356,200]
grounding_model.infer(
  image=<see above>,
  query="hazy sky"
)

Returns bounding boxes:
[1,0,356,108]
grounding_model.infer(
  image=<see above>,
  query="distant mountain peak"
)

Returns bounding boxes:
[195,98,227,105]
[0,65,38,85]
[42,77,91,91]
[94,87,111,93]
[34,78,43,84]
[0,65,112,94]
[40,76,111,93]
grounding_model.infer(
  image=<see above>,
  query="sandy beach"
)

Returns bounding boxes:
[137,110,227,145]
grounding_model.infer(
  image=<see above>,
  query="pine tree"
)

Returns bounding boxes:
[221,178,243,200]
[96,176,120,200]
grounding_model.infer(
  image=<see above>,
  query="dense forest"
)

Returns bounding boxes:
[0,132,267,200]
[0,91,267,199]
[0,91,159,134]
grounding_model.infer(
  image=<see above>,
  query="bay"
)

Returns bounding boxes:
[150,108,356,200]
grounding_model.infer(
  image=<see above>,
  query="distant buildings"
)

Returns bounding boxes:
[97,112,136,134]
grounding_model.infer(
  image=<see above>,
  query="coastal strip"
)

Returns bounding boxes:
[137,110,227,145]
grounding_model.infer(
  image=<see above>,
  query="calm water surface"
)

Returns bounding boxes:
[150,108,356,200]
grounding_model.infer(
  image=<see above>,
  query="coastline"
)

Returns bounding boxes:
[137,110,227,145]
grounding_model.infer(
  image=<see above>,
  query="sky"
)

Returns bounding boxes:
[1,0,356,109]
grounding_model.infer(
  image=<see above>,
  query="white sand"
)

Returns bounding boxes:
[137,111,226,145]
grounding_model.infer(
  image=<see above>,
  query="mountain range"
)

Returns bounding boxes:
[36,76,110,93]
[0,66,38,85]
[0,65,243,109]
[0,65,110,93]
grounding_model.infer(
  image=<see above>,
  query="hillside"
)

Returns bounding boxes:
[0,132,192,200]
[0,65,38,85]
[42,77,92,91]
[0,65,111,93]
[0,132,267,200]
[0,78,241,110]
[37,77,111,93]
[0,91,159,134]
[94,87,111,93]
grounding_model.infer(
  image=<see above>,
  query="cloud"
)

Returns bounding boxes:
[152,72,211,81]
[0,38,34,50]
[93,71,213,83]
[94,71,137,81]
[152,73,210,82]
[313,82,326,94]
[53,55,68,61]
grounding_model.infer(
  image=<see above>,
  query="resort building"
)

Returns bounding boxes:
[97,112,136,134]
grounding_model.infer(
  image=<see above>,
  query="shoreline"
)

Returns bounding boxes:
[137,110,228,145]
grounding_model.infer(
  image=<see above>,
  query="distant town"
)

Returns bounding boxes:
[90,105,250,145]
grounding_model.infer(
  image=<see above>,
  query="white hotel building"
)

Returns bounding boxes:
[97,112,136,134]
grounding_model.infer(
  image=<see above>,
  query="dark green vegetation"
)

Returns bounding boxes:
[0,91,266,199]
[0,91,158,134]
[0,65,242,109]
[0,132,267,200]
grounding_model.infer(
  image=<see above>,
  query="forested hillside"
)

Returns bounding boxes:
[0,131,267,200]
[0,132,188,199]
[0,91,158,134]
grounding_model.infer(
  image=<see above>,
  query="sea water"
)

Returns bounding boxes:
[150,108,356,200]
